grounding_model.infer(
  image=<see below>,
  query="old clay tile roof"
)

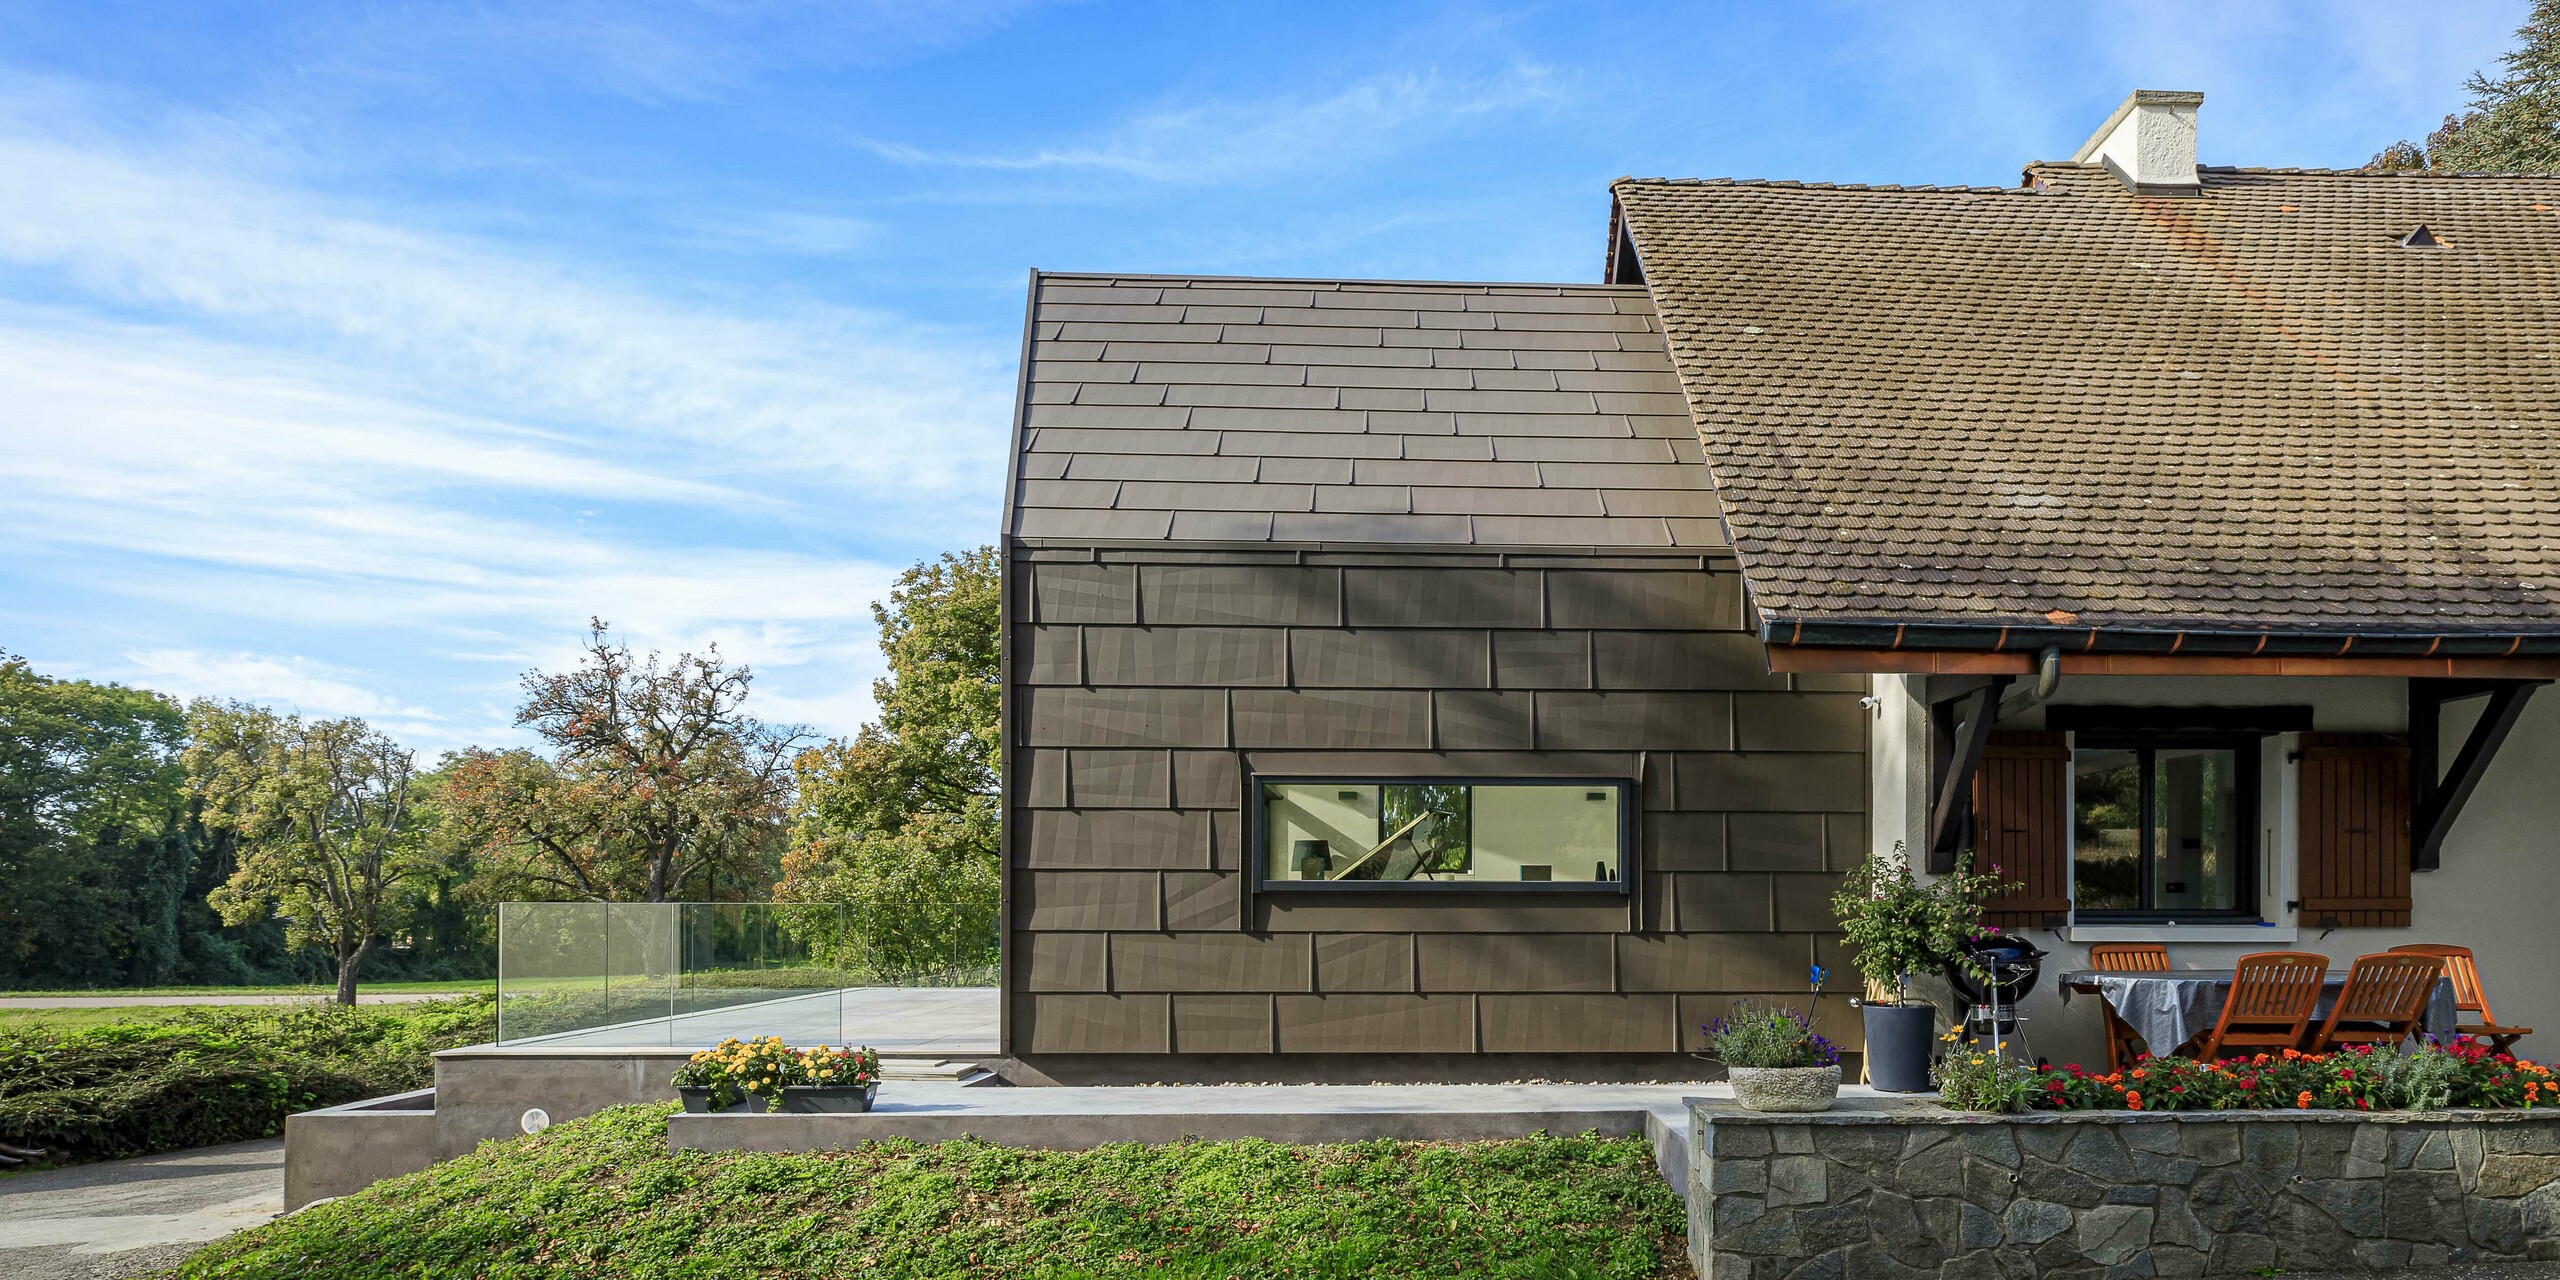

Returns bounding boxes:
[1614,163,2560,639]
[1010,272,1724,551]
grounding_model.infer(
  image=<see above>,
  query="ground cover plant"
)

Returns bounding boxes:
[0,994,495,1163]
[175,1104,1692,1279]
[2018,1037,2557,1112]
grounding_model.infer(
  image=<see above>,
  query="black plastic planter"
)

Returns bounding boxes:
[1862,1002,1937,1093]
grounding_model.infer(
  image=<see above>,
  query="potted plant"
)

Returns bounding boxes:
[673,1036,796,1113]
[1705,1001,1843,1112]
[1830,842,2015,1093]
[778,1045,883,1113]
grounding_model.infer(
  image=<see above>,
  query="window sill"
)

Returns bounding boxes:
[2068,923,2298,944]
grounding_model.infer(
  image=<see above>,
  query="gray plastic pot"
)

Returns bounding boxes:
[1862,1002,1938,1093]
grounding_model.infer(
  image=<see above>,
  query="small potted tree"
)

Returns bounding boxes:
[1704,1001,1843,1112]
[1830,842,2013,1093]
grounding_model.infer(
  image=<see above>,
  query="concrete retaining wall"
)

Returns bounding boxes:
[1690,1099,2560,1278]
[283,1088,436,1210]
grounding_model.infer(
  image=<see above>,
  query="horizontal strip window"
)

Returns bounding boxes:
[1253,776,1632,893]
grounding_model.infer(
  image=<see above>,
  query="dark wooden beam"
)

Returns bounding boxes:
[2411,680,2544,871]
[1769,648,2560,680]
[1920,673,2009,705]
[1927,678,2010,872]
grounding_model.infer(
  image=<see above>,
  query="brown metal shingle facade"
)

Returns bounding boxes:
[1613,165,2560,644]
[1007,546,1867,1066]
[1013,273,1725,551]
[1000,271,1866,1073]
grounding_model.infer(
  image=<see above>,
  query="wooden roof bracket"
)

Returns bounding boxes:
[1926,676,2015,874]
[2410,678,2548,872]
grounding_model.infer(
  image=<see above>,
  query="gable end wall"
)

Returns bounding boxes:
[1001,545,1869,1076]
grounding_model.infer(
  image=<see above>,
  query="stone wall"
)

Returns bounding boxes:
[1690,1099,2560,1278]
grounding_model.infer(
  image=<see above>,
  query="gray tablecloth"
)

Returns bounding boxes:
[2060,969,2459,1056]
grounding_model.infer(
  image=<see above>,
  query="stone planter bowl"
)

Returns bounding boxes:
[1727,1064,1841,1113]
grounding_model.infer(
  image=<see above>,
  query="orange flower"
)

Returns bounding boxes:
[2297,1091,2314,1110]
[2125,1092,2143,1111]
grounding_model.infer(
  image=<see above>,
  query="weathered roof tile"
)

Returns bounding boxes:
[1617,165,2560,632]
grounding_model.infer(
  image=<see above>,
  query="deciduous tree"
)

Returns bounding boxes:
[445,622,804,903]
[2370,1,2560,171]
[185,704,430,1004]
[778,548,1000,977]
[0,655,190,987]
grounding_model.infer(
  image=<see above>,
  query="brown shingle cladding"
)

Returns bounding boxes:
[1614,165,2560,640]
[1013,273,1724,550]
[1007,547,1867,1060]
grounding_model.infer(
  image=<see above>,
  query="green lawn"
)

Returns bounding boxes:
[174,1104,1692,1279]
[0,978,493,999]
[0,1005,211,1033]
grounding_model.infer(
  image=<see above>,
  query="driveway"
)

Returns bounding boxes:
[0,1139,281,1279]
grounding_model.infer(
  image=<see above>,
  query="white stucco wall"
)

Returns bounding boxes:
[1866,672,2558,1068]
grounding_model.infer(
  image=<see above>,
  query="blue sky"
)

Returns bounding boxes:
[0,0,2528,753]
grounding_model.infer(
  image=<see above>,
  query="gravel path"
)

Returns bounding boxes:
[0,1139,281,1279]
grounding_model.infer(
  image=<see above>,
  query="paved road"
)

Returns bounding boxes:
[0,992,467,1008]
[0,1139,281,1280]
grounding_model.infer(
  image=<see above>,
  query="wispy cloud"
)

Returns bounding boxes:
[293,1,1057,105]
[0,113,1014,514]
[851,65,1575,189]
[118,649,440,722]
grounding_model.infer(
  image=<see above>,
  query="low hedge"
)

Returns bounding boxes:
[0,995,496,1162]
[174,1104,1691,1278]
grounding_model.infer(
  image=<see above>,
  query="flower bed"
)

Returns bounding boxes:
[672,1037,881,1112]
[2027,1037,2557,1114]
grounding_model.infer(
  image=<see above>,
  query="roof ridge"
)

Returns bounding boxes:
[1613,175,2028,196]
[1031,269,1646,292]
[2200,164,2560,179]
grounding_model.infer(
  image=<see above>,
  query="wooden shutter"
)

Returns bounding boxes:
[2297,733,2411,928]
[1972,731,2072,928]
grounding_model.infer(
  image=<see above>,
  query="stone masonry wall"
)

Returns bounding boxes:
[1689,1100,2560,1279]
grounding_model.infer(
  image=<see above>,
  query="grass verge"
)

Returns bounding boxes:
[174,1104,1693,1279]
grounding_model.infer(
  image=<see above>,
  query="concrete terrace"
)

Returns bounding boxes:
[500,986,1000,1055]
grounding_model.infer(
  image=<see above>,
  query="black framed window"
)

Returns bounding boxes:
[1253,777,1631,892]
[2069,732,2259,920]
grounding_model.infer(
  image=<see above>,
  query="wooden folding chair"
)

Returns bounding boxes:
[2307,952,2445,1054]
[2087,943,2171,1069]
[2390,944,2531,1053]
[2089,942,2170,971]
[2194,952,2329,1060]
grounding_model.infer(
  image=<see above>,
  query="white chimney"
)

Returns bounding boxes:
[2072,90,2204,195]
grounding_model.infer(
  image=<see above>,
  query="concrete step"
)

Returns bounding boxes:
[878,1058,1001,1086]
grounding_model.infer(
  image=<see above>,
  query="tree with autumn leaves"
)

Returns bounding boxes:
[442,622,808,904]
[16,549,1004,997]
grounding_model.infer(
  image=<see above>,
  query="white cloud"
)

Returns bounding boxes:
[851,64,1574,189]
[0,111,1014,520]
[117,649,440,723]
[674,209,886,258]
